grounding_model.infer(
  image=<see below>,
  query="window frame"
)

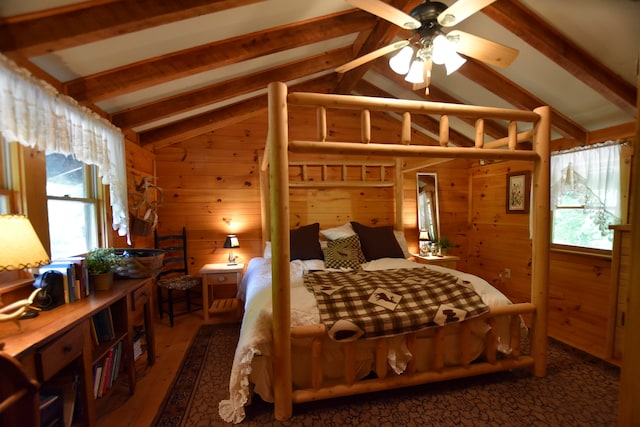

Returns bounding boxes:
[549,140,631,256]
[45,153,108,260]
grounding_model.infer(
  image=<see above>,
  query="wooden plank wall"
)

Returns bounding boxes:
[464,159,612,360]
[153,108,436,271]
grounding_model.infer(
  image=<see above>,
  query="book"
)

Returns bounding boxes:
[93,363,103,399]
[54,256,90,298]
[92,308,115,344]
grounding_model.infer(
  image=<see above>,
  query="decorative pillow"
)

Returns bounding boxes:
[320,223,356,241]
[350,221,406,261]
[393,230,411,258]
[323,235,366,270]
[290,223,323,261]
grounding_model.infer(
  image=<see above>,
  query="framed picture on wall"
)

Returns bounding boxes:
[506,171,531,214]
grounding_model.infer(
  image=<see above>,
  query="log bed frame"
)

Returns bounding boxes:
[260,81,551,421]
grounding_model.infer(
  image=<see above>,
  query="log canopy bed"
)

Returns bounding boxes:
[219,82,551,423]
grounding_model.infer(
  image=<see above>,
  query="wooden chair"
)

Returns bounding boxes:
[154,227,202,327]
[0,348,40,427]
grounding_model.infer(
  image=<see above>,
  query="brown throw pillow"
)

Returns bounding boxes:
[290,223,323,261]
[350,221,405,261]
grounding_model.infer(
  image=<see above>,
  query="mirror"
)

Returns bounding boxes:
[417,173,440,243]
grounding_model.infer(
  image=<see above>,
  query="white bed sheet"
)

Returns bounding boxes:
[219,257,516,423]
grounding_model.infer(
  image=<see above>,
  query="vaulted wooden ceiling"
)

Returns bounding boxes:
[1,0,638,150]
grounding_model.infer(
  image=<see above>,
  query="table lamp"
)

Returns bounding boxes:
[0,214,51,329]
[223,234,239,265]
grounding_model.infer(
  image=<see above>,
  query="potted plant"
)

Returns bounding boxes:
[436,236,454,256]
[87,248,123,291]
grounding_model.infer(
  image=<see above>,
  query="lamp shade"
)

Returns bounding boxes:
[0,214,50,271]
[419,230,430,241]
[223,235,240,249]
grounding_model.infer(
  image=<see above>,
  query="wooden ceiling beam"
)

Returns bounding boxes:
[458,59,588,142]
[334,0,423,94]
[371,61,508,140]
[0,0,267,57]
[141,74,338,149]
[63,10,374,103]
[354,80,474,147]
[112,47,354,130]
[484,0,637,117]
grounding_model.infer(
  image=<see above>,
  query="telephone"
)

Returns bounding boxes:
[32,270,65,310]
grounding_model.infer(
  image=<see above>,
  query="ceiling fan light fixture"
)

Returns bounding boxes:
[405,59,425,84]
[389,45,415,75]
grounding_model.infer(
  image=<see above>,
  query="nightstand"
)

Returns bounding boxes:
[200,263,244,322]
[412,254,460,270]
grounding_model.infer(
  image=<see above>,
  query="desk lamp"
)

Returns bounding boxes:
[0,215,50,330]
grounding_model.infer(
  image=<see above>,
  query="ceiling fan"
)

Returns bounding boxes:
[336,0,519,92]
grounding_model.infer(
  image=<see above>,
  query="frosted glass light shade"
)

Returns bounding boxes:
[404,60,425,84]
[431,35,450,65]
[0,215,50,271]
[445,51,467,75]
[389,46,414,75]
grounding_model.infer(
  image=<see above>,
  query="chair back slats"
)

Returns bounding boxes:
[154,227,190,276]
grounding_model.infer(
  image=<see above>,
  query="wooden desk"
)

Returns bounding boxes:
[0,278,155,427]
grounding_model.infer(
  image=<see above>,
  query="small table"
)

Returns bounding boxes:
[200,263,244,322]
[412,254,460,270]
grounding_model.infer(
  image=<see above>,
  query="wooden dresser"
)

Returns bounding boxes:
[608,224,632,363]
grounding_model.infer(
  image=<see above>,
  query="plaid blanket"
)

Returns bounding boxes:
[303,268,489,341]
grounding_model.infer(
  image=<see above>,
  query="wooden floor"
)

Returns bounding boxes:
[97,310,204,427]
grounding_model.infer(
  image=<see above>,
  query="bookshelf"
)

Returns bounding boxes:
[0,277,155,427]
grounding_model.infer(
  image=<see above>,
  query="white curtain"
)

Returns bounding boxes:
[550,140,622,225]
[0,54,129,239]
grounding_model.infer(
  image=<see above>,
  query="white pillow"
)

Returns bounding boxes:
[394,230,411,259]
[320,223,356,240]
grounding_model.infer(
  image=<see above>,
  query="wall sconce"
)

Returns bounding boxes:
[0,214,51,329]
[223,234,240,265]
[419,230,431,256]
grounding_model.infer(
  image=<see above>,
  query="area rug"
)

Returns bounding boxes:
[153,323,619,426]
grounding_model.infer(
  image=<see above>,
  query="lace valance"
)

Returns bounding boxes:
[0,53,129,240]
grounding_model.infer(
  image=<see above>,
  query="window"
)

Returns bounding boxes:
[550,141,627,252]
[46,153,102,259]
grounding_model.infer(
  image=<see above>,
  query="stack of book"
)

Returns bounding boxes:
[38,256,90,303]
[92,342,124,399]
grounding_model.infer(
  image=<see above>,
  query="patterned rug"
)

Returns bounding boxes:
[153,323,619,426]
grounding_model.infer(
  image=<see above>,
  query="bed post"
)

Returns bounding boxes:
[531,105,551,377]
[268,82,293,420]
[395,158,404,230]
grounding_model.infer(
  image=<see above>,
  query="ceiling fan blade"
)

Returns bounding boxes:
[345,0,421,30]
[437,0,497,27]
[448,30,519,69]
[335,40,409,73]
